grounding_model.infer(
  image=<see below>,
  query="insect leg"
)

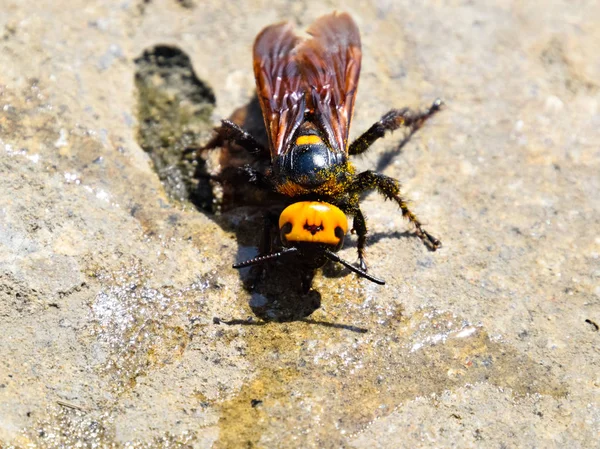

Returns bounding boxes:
[216,163,272,192]
[352,171,441,250]
[300,271,316,295]
[348,99,443,156]
[352,208,369,271]
[244,212,279,290]
[239,164,272,190]
[259,212,279,255]
[204,120,268,155]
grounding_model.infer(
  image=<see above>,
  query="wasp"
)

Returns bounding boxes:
[213,12,442,292]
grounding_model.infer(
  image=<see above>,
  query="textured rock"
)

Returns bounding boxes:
[0,0,598,447]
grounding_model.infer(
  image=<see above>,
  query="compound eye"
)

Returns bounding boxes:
[280,222,293,246]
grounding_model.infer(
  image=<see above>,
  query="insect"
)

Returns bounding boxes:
[215,12,442,291]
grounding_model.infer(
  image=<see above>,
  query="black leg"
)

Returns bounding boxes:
[239,164,272,190]
[300,270,316,295]
[348,99,443,156]
[351,171,441,250]
[260,212,279,255]
[204,119,268,156]
[352,208,369,271]
[244,212,279,291]
[217,164,272,191]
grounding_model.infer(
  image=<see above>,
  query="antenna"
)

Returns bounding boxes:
[324,250,385,285]
[233,247,299,269]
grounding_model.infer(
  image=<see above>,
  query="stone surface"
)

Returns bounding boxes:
[0,0,599,447]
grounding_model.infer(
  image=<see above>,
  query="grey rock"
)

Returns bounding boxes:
[0,0,598,447]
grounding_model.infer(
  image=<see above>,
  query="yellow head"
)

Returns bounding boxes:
[279,201,348,249]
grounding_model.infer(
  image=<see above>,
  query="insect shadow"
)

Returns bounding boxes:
[133,45,344,322]
[213,316,368,334]
[204,96,340,322]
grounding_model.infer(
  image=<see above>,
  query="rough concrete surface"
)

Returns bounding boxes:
[0,0,599,448]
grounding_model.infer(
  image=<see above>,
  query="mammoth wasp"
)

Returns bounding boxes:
[213,12,442,293]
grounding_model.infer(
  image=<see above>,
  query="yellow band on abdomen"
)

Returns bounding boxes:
[295,135,322,146]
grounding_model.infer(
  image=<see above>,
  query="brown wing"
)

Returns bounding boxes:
[298,12,362,152]
[253,22,306,157]
[253,13,362,157]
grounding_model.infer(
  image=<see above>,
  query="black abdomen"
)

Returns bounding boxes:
[277,122,346,188]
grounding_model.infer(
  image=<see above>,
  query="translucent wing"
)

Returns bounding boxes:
[253,22,306,157]
[253,13,362,157]
[298,12,362,152]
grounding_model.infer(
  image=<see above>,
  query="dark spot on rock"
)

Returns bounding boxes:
[129,204,141,216]
[176,0,196,8]
[417,256,434,268]
[134,45,216,211]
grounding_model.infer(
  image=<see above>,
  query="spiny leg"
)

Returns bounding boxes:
[348,99,443,156]
[203,119,268,156]
[352,171,441,250]
[352,208,369,271]
[205,120,273,191]
[219,163,272,190]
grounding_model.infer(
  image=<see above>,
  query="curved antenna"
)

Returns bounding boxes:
[233,247,299,269]
[324,250,385,285]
